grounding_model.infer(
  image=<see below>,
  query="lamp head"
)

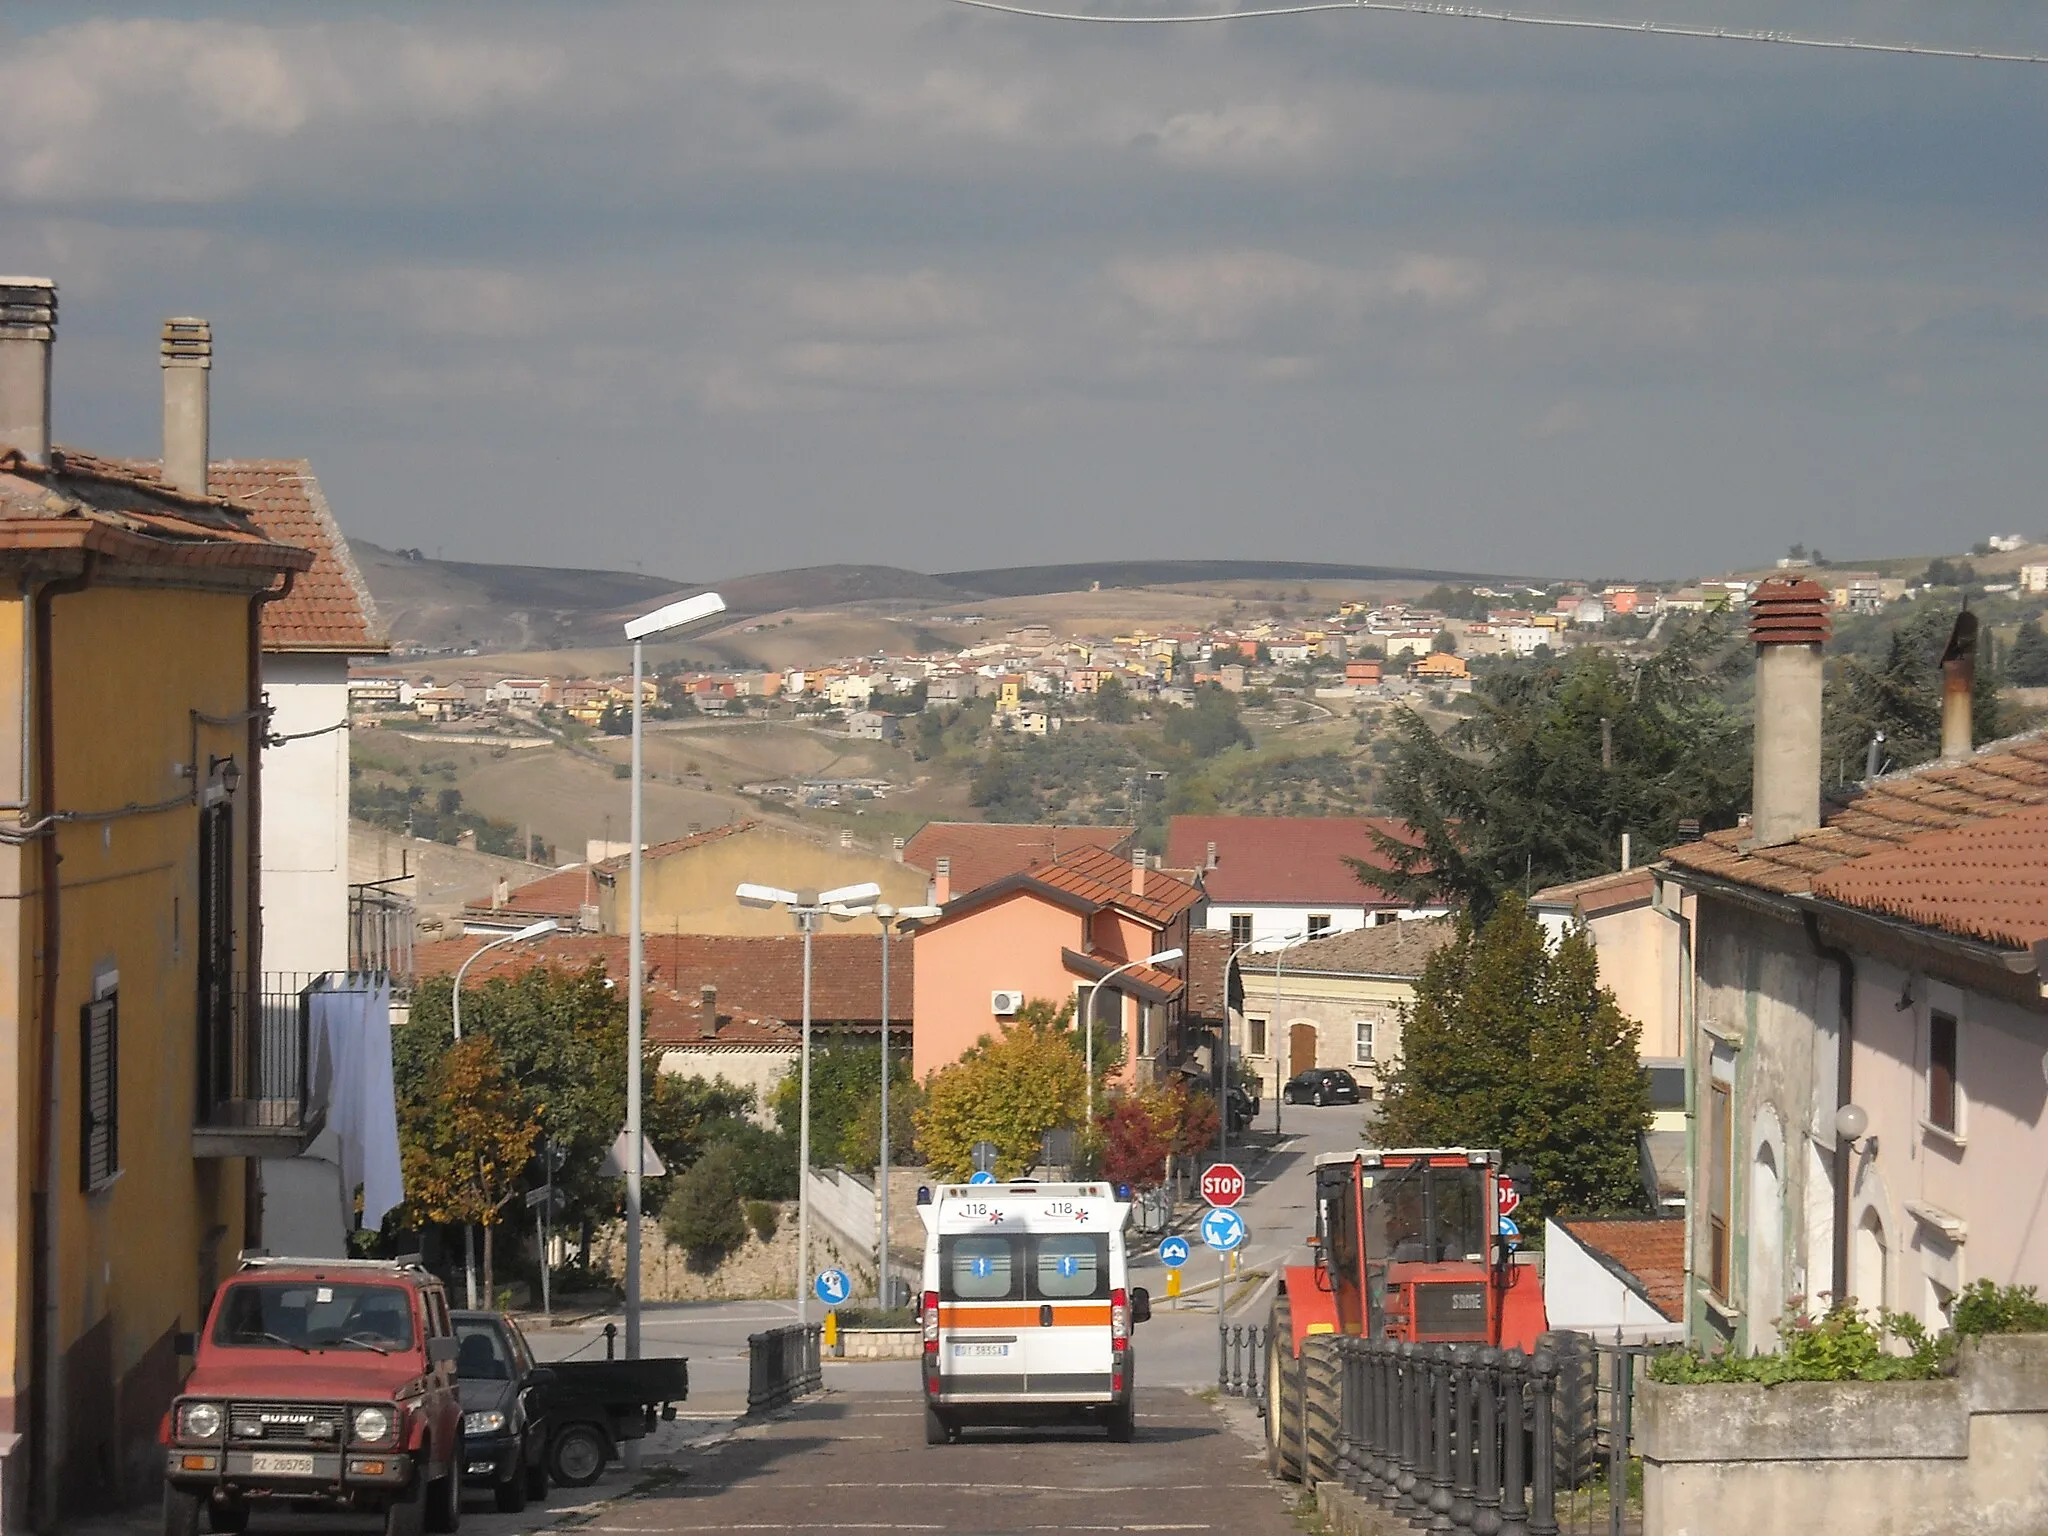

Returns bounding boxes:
[819,880,884,908]
[1834,1102,1870,1143]
[1145,947,1185,966]
[512,918,560,943]
[735,881,801,910]
[624,590,727,642]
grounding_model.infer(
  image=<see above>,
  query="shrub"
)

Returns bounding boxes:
[1649,1302,1947,1384]
[662,1143,748,1270]
[1951,1280,2048,1337]
[745,1199,780,1243]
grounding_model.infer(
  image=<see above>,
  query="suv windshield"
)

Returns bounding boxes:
[454,1318,512,1380]
[213,1281,417,1351]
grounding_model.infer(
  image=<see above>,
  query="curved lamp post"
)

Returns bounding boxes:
[1083,948,1184,1124]
[450,916,560,1307]
[737,879,885,1324]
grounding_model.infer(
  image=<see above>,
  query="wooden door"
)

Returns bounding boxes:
[1289,1023,1318,1080]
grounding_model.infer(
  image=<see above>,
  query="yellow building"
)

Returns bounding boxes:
[0,281,314,1524]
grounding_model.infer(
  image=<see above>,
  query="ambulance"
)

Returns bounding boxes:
[915,1180,1151,1444]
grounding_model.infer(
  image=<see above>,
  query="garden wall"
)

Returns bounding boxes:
[588,1205,872,1302]
[1639,1336,2048,1536]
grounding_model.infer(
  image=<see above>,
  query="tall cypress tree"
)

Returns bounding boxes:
[1377,897,1650,1221]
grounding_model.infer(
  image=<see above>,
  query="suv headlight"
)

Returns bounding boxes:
[462,1411,507,1437]
[351,1407,395,1445]
[179,1402,224,1441]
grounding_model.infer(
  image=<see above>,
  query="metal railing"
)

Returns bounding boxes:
[746,1324,823,1415]
[1220,1323,1268,1401]
[1309,1331,1645,1536]
[197,975,314,1134]
[349,881,416,978]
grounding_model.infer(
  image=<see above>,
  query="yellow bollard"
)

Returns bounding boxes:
[1166,1269,1181,1306]
[823,1310,839,1355]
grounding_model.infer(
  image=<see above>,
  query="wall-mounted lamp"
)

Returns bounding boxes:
[208,754,242,796]
[1835,1102,1877,1155]
[1896,978,1916,1012]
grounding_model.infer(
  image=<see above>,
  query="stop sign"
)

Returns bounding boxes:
[1200,1162,1247,1208]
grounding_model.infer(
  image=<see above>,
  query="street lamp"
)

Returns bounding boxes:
[450,917,560,1308]
[736,879,885,1324]
[861,902,939,1309]
[621,589,726,1377]
[1083,948,1184,1124]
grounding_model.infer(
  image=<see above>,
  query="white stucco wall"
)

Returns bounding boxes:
[261,653,350,977]
[1201,902,1447,946]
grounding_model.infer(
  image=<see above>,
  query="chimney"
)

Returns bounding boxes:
[1747,576,1831,847]
[1940,611,1978,763]
[893,836,905,861]
[699,984,718,1040]
[0,278,56,466]
[1205,840,1218,871]
[1132,853,1148,898]
[935,855,951,906]
[160,317,211,495]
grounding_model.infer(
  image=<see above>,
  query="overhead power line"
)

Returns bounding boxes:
[946,0,2048,65]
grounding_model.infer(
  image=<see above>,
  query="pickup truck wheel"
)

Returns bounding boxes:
[424,1450,461,1533]
[549,1424,609,1488]
[163,1485,202,1536]
[493,1468,527,1514]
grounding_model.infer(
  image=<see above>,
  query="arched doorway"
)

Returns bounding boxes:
[1747,1141,1784,1350]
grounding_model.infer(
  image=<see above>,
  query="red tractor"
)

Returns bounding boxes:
[1264,1147,1548,1477]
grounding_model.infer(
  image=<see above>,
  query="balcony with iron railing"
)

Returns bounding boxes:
[194,974,325,1159]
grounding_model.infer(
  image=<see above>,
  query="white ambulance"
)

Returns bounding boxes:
[915,1179,1152,1444]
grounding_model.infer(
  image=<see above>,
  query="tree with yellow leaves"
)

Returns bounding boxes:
[400,1035,541,1305]
[915,999,1086,1181]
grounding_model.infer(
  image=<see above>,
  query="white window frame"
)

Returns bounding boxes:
[1354,1018,1376,1063]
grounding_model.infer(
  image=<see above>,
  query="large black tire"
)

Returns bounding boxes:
[549,1423,610,1488]
[1106,1397,1136,1442]
[924,1405,950,1445]
[1265,1294,1303,1482]
[206,1502,249,1534]
[424,1449,461,1533]
[164,1486,203,1536]
[1301,1338,1342,1490]
[524,1449,549,1503]
[382,1476,426,1536]
[1314,1088,1327,1107]
[1544,1330,1602,1491]
[494,1465,527,1514]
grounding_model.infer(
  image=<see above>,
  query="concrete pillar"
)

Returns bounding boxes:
[1747,578,1830,847]
[160,317,211,495]
[0,278,56,466]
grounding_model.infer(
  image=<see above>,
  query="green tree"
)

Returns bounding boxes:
[2009,620,2048,688]
[916,1000,1087,1180]
[661,1142,749,1270]
[399,1035,541,1304]
[1822,606,2002,780]
[1923,558,1977,589]
[1378,899,1650,1221]
[767,1042,912,1168]
[971,748,1041,820]
[1093,675,1135,723]
[1362,620,1751,915]
[1431,629,1459,655]
[1162,684,1252,757]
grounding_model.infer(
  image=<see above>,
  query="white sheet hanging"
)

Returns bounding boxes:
[311,976,405,1232]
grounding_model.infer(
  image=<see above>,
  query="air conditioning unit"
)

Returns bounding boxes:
[991,990,1024,1017]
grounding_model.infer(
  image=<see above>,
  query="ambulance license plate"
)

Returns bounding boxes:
[250,1452,317,1476]
[952,1342,1010,1358]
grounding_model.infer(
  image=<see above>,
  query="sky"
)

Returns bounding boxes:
[3,1,2044,584]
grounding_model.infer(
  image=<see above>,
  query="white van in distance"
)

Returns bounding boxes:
[916,1180,1152,1444]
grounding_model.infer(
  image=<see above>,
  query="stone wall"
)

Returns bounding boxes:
[588,1205,873,1303]
[1639,1335,2048,1536]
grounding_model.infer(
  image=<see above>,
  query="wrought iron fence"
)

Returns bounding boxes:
[1293,1330,1646,1536]
[1219,1323,1268,1401]
[197,975,314,1132]
[349,880,416,978]
[747,1324,823,1415]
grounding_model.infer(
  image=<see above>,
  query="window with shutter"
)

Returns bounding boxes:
[81,993,118,1191]
[1928,1011,1959,1134]
[197,801,235,1110]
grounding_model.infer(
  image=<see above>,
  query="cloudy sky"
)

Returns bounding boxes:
[3,1,2044,583]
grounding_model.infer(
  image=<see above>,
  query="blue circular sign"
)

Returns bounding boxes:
[814,1267,852,1304]
[1200,1207,1248,1253]
[1497,1215,1522,1252]
[1158,1236,1191,1269]
[968,1170,996,1185]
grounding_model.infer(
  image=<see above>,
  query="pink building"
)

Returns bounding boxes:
[911,845,1201,1085]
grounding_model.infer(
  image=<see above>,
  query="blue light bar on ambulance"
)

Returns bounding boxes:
[916,1186,932,1206]
[1115,1183,1132,1201]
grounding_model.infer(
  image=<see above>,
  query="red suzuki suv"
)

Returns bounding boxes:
[162,1255,465,1536]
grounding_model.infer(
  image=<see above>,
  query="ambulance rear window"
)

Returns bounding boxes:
[1034,1235,1102,1299]
[945,1236,1015,1300]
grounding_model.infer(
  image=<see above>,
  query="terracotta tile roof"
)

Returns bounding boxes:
[1164,815,1422,906]
[1664,732,2048,903]
[1059,947,1187,1003]
[904,821,1134,893]
[1282,917,1458,979]
[1030,843,1203,926]
[1554,1216,1687,1322]
[88,454,382,651]
[1810,800,2048,951]
[0,447,312,576]
[1185,929,1237,1021]
[412,930,912,1044]
[1530,867,1657,919]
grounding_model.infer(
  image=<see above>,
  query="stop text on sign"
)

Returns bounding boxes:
[1201,1162,1246,1208]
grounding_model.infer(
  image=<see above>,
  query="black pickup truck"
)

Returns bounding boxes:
[452,1313,690,1491]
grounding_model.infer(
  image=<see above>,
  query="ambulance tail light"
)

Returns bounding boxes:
[1111,1287,1130,1353]
[922,1292,940,1355]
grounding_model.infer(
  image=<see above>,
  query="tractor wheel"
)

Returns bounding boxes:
[1265,1295,1304,1482]
[1301,1338,1342,1489]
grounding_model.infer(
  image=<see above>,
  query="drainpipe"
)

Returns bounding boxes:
[241,571,293,1250]
[1803,911,1855,1308]
[29,556,93,1526]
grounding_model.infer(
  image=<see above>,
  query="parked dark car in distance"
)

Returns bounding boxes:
[1281,1068,1362,1106]
[450,1311,552,1512]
